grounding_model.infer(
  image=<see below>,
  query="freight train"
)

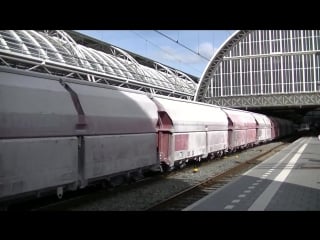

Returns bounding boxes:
[0,66,294,206]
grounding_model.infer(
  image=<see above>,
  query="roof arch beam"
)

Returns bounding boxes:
[194,30,251,102]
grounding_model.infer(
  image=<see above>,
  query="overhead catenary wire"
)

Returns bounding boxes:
[154,30,211,61]
[131,30,203,76]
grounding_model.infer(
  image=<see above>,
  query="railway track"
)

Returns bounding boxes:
[145,141,289,211]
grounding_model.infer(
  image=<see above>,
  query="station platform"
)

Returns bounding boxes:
[184,136,320,211]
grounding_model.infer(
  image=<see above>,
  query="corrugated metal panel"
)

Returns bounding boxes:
[153,96,228,132]
[251,112,267,128]
[68,82,158,134]
[0,70,78,138]
[0,137,78,199]
[83,134,158,180]
[223,108,256,129]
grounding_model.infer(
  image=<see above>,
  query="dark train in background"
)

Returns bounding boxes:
[0,66,295,206]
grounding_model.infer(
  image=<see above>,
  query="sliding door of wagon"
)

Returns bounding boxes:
[158,131,171,165]
[157,111,174,166]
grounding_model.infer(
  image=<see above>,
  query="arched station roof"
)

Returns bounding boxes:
[0,30,197,99]
[195,30,320,109]
[194,30,250,102]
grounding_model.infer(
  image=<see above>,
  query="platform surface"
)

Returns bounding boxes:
[184,137,320,211]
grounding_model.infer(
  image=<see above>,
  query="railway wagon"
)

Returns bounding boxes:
[0,67,159,202]
[65,76,159,186]
[251,112,272,144]
[151,95,229,169]
[269,117,280,139]
[221,108,257,152]
[282,118,295,137]
[262,115,272,141]
[270,117,294,139]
